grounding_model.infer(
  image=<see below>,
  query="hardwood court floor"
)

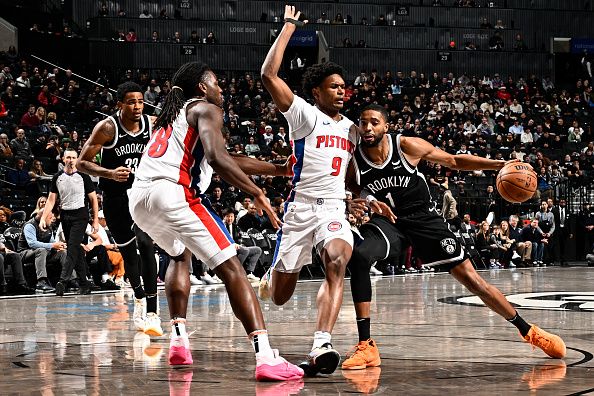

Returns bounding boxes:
[1,267,593,395]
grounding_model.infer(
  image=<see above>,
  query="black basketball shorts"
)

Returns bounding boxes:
[359,215,407,261]
[395,207,468,271]
[102,193,135,246]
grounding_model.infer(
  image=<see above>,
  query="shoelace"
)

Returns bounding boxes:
[346,341,369,357]
[528,331,551,351]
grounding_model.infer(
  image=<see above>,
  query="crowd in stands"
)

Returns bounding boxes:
[0,42,593,294]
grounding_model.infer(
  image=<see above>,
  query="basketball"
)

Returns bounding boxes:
[496,162,537,203]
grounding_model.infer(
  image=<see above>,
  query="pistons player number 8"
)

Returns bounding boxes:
[148,126,173,158]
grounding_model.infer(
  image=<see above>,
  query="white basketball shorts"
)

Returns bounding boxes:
[128,180,236,269]
[271,198,353,273]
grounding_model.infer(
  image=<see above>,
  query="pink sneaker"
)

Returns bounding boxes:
[255,349,304,381]
[169,336,193,365]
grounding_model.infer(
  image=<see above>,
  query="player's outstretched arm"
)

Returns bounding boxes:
[400,135,509,171]
[78,119,131,182]
[191,103,281,228]
[229,152,295,177]
[261,5,307,112]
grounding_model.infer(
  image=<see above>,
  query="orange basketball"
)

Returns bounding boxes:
[496,162,537,203]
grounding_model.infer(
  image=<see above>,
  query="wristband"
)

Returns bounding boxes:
[284,18,306,27]
[366,194,377,204]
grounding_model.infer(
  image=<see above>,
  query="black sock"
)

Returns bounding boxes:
[507,311,531,337]
[133,284,146,300]
[146,293,157,314]
[356,317,371,342]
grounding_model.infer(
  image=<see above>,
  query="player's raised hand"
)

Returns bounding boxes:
[254,192,282,229]
[369,200,397,223]
[111,166,132,182]
[284,5,308,26]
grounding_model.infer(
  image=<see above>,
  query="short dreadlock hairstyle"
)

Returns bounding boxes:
[302,62,345,99]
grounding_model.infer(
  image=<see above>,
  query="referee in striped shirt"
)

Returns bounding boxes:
[40,148,100,296]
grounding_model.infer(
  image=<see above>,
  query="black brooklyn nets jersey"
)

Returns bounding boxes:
[354,134,433,215]
[100,111,151,195]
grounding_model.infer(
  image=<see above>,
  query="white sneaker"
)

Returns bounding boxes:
[509,262,517,268]
[200,273,218,285]
[189,274,203,285]
[213,275,223,284]
[144,312,164,337]
[369,266,383,276]
[246,273,260,282]
[133,298,146,331]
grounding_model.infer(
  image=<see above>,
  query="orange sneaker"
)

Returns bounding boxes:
[341,339,381,370]
[342,366,381,394]
[523,325,566,358]
[521,362,567,391]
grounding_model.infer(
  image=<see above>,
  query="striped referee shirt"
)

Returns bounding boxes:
[50,171,94,211]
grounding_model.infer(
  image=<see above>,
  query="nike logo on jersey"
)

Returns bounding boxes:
[322,121,331,125]
[360,168,373,175]
[392,160,402,169]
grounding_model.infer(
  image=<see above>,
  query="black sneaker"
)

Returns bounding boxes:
[100,279,120,291]
[55,281,66,297]
[66,279,80,292]
[11,283,36,295]
[298,342,341,376]
[87,279,101,291]
[78,284,91,295]
[35,279,55,294]
[0,284,7,296]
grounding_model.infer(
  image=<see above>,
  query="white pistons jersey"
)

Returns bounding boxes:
[282,95,356,201]
[134,98,213,196]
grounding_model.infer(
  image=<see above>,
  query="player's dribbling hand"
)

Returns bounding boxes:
[347,198,367,217]
[112,166,132,182]
[369,201,397,223]
[254,192,281,229]
[284,5,308,25]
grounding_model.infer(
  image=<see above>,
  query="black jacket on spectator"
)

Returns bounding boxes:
[237,213,262,231]
[520,225,544,243]
[508,224,523,242]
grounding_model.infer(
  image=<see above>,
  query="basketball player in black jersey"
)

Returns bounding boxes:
[78,82,162,337]
[341,105,565,370]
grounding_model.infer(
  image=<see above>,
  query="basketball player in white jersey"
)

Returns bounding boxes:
[128,62,303,381]
[260,5,357,376]
[78,82,162,337]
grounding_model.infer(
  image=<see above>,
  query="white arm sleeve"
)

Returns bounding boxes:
[281,95,317,140]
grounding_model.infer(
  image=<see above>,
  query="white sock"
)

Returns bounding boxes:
[312,331,332,350]
[171,321,187,338]
[101,273,110,283]
[250,330,274,358]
